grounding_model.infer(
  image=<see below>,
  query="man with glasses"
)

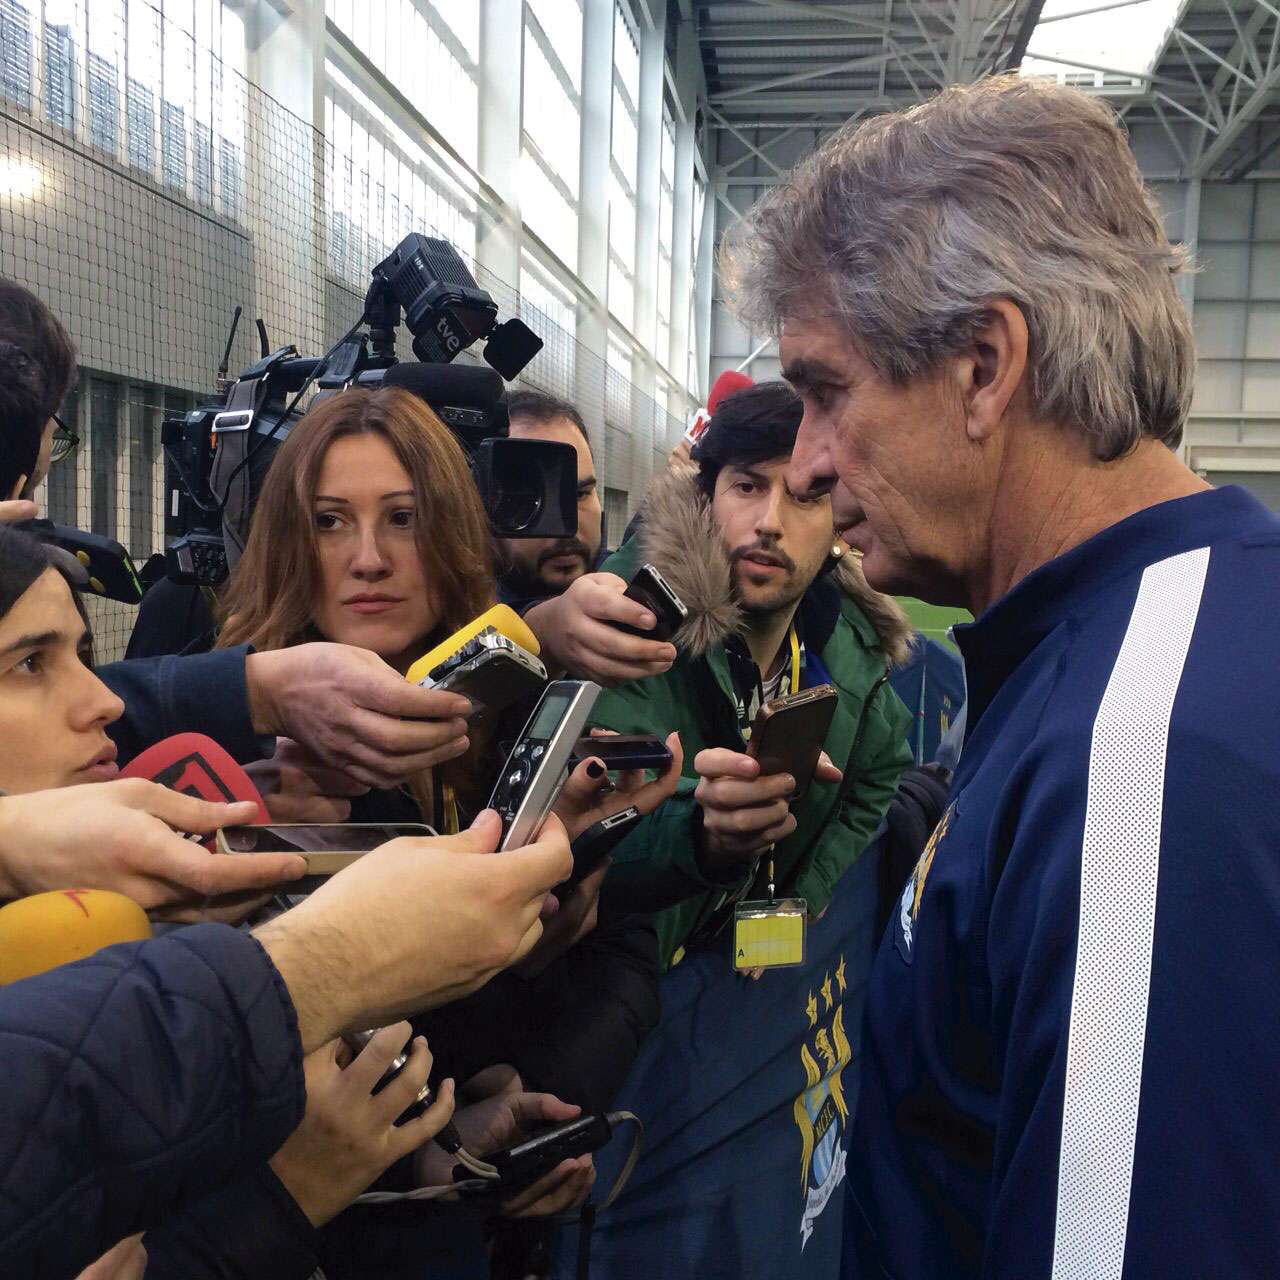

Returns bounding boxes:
[0,279,78,522]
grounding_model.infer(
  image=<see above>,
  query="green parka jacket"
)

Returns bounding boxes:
[593,464,914,968]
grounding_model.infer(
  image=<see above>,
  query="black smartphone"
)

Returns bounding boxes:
[747,684,839,798]
[570,733,673,772]
[566,805,641,886]
[616,563,687,641]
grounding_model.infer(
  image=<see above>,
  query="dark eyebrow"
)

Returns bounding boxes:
[315,490,415,504]
[0,629,62,661]
[781,357,841,392]
[578,476,598,490]
[727,464,771,486]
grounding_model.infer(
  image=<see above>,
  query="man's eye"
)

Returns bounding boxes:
[735,481,757,495]
[16,653,42,675]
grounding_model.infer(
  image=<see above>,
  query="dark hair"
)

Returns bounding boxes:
[0,280,77,498]
[0,526,95,665]
[0,525,52,618]
[693,380,804,496]
[505,388,592,455]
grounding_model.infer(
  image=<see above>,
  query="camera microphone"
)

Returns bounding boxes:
[382,360,506,411]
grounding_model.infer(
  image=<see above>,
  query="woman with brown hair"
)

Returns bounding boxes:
[218,385,489,828]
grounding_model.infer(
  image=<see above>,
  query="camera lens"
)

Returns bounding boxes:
[491,484,543,535]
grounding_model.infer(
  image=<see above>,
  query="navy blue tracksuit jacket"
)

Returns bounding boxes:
[847,486,1280,1278]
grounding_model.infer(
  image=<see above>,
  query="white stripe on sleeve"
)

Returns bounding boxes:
[1051,545,1210,1280]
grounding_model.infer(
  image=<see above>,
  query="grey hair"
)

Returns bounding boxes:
[725,75,1195,461]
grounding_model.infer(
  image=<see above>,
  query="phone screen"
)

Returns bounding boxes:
[221,824,431,854]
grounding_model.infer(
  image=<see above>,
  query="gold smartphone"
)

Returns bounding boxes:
[746,684,838,797]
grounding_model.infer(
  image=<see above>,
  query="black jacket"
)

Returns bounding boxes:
[0,924,304,1279]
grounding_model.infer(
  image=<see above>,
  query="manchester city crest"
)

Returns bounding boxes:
[895,800,953,964]
[794,957,852,1249]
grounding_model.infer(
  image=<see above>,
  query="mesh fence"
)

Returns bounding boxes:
[0,0,687,662]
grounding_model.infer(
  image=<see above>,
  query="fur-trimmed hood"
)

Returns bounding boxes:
[633,462,913,666]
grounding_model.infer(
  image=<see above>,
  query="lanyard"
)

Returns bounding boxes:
[442,782,459,835]
[787,623,802,692]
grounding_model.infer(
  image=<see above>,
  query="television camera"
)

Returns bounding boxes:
[162,234,576,587]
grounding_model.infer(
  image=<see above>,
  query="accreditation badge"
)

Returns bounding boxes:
[732,897,807,970]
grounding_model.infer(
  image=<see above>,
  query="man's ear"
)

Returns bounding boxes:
[8,474,27,503]
[951,299,1029,445]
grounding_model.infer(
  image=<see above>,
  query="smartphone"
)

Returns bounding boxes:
[570,733,673,773]
[489,680,602,851]
[746,684,839,798]
[566,805,641,886]
[217,822,434,862]
[616,563,688,642]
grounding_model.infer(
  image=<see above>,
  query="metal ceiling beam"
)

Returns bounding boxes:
[1193,55,1280,173]
[710,91,902,112]
[710,45,922,102]
[706,106,790,175]
[717,117,821,170]
[737,0,906,34]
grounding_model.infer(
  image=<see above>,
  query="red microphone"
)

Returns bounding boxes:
[120,734,272,841]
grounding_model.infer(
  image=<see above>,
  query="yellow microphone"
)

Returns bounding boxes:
[0,890,152,985]
[406,603,540,686]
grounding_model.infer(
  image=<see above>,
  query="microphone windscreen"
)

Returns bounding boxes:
[120,733,271,825]
[0,889,152,985]
[383,361,506,409]
[405,604,540,686]
[707,370,754,414]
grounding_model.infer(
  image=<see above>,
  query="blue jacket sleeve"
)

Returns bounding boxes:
[99,645,271,765]
[0,924,306,1280]
[981,714,1280,1278]
[142,1166,320,1280]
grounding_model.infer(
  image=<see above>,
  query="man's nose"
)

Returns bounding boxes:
[787,418,835,501]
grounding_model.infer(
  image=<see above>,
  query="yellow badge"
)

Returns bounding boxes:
[733,897,807,970]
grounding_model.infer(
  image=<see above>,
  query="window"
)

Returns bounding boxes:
[127,385,160,558]
[0,2,245,216]
[688,174,707,395]
[656,106,675,368]
[89,376,119,542]
[0,0,33,110]
[326,0,479,169]
[603,486,629,548]
[607,1,639,330]
[85,1,120,154]
[325,62,479,290]
[43,7,75,131]
[519,251,578,397]
[521,0,582,269]
[605,329,632,428]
